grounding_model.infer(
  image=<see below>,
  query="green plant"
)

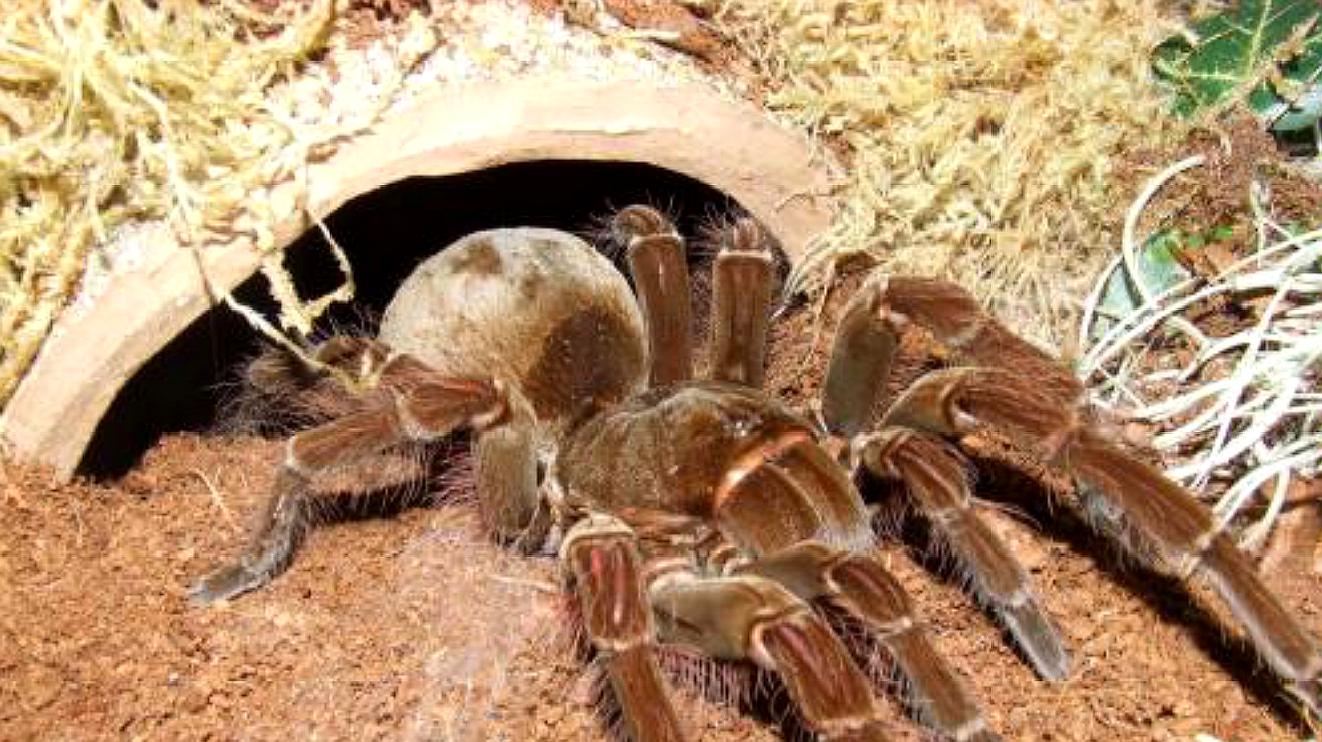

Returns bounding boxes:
[1080,158,1322,549]
[1153,0,1321,131]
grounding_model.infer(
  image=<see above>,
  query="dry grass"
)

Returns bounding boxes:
[0,0,444,410]
[1,0,1198,407]
[717,0,1191,345]
[0,0,341,405]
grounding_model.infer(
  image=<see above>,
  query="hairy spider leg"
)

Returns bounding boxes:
[189,346,539,604]
[853,428,1070,681]
[562,515,687,742]
[708,216,776,388]
[887,365,1322,718]
[713,432,997,741]
[650,566,892,742]
[614,205,694,387]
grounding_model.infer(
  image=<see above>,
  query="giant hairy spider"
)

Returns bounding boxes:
[190,205,1322,741]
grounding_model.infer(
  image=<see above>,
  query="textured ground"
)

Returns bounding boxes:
[3,292,1322,742]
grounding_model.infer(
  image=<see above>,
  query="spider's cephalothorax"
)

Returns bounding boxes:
[191,206,1322,741]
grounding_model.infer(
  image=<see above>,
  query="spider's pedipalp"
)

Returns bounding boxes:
[821,276,901,437]
[854,428,1070,682]
[474,388,546,546]
[649,571,892,742]
[562,516,686,742]
[738,541,999,742]
[709,216,774,388]
[612,204,694,387]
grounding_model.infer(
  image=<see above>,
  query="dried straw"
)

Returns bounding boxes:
[0,0,336,406]
[718,0,1190,345]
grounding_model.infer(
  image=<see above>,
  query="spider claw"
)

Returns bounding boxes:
[1289,678,1322,721]
[187,563,264,607]
[999,599,1071,682]
[961,728,1004,742]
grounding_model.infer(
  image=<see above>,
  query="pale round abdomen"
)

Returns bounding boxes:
[378,228,647,430]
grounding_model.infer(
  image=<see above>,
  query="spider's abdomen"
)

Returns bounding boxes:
[378,228,647,435]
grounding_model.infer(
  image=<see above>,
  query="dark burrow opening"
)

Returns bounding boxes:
[79,160,746,478]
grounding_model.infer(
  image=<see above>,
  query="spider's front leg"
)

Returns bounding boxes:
[851,428,1069,682]
[821,275,1082,436]
[737,542,999,742]
[822,274,1322,713]
[819,276,1070,683]
[708,431,995,740]
[886,367,1322,716]
[189,341,542,605]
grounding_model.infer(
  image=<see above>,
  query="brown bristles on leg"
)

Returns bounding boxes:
[606,646,686,742]
[474,410,545,547]
[613,204,694,387]
[649,572,890,741]
[1065,431,1322,714]
[736,543,996,740]
[709,218,774,388]
[902,366,1322,715]
[871,277,1082,405]
[188,469,310,605]
[757,614,893,742]
[563,516,687,742]
[855,429,1070,681]
[192,354,526,606]
[822,276,900,437]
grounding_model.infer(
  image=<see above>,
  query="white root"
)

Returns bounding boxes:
[1079,156,1322,548]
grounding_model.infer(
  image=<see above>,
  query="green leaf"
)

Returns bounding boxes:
[1153,0,1322,130]
[1089,230,1193,343]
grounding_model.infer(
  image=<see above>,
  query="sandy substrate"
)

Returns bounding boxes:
[3,291,1321,742]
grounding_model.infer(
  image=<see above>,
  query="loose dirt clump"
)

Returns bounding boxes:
[4,290,1322,741]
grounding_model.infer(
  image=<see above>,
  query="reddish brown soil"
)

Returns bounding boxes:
[4,288,1322,742]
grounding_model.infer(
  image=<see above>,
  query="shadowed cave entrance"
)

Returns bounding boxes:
[79,160,741,478]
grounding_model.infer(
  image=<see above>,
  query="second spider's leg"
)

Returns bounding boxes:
[708,216,775,387]
[650,570,892,742]
[885,366,1322,715]
[738,543,999,742]
[189,345,533,605]
[561,515,686,742]
[612,205,693,387]
[821,275,1082,436]
[852,428,1069,681]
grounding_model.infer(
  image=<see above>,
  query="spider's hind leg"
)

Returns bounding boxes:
[189,351,534,605]
[706,215,776,388]
[226,336,387,432]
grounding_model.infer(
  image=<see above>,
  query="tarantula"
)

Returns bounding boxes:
[191,205,1322,741]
